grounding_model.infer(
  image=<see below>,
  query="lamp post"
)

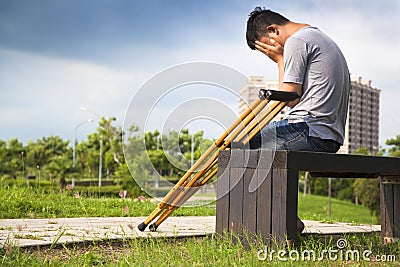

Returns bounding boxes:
[80,107,103,187]
[73,119,94,168]
[99,135,103,187]
[21,151,25,179]
[36,165,41,191]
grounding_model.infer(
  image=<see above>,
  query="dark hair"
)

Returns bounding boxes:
[246,7,290,50]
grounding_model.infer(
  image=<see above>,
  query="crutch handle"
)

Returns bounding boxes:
[259,89,299,102]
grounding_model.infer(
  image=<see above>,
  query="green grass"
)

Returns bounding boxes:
[298,194,378,225]
[1,233,399,266]
[0,184,378,225]
[0,184,395,266]
[0,184,215,219]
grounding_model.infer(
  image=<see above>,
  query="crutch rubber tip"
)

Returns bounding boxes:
[149,223,158,232]
[137,222,147,232]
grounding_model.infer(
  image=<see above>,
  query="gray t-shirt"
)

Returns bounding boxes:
[283,26,350,144]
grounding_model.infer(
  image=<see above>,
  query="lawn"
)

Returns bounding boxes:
[298,194,378,225]
[2,232,399,266]
[1,184,398,266]
[0,183,378,225]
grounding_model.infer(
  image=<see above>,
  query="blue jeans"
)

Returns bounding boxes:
[249,120,341,153]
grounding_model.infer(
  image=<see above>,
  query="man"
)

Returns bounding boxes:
[246,7,351,233]
[246,7,350,154]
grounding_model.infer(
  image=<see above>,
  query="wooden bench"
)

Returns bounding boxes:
[216,149,400,246]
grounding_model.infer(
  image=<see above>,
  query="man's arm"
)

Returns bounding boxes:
[277,59,302,107]
[255,40,302,107]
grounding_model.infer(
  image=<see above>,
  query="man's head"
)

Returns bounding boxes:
[246,7,290,50]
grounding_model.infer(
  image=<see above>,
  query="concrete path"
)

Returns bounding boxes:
[0,217,380,248]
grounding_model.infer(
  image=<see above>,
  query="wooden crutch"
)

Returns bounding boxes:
[137,89,299,232]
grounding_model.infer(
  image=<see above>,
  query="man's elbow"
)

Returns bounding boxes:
[287,98,300,108]
[281,82,302,108]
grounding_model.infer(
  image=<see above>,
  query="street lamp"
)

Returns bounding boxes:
[80,107,101,118]
[80,107,103,187]
[21,151,25,179]
[73,119,94,167]
[36,165,41,191]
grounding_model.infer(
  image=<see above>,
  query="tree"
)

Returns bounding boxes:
[41,136,70,158]
[97,117,124,172]
[144,130,160,151]
[0,118,215,198]
[24,136,70,179]
[353,178,380,216]
[46,155,71,183]
[308,147,372,203]
[6,138,25,178]
[386,135,400,157]
[353,147,380,216]
[26,140,47,175]
[72,117,121,179]
[0,140,9,176]
[75,141,90,178]
[120,125,151,196]
[79,132,102,179]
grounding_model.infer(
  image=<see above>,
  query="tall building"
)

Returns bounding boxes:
[238,76,381,154]
[338,76,380,154]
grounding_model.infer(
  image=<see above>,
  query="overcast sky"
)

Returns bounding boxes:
[0,0,399,147]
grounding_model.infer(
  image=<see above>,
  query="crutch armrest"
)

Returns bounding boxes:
[258,89,299,102]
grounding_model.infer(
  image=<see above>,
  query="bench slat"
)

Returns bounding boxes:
[216,151,230,234]
[283,151,400,175]
[229,167,244,236]
[256,167,272,245]
[242,168,257,244]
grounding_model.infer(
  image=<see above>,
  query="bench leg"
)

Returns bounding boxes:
[271,168,298,247]
[285,169,299,245]
[380,176,400,244]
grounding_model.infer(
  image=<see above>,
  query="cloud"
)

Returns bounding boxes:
[0,48,148,142]
[0,1,253,67]
[0,0,399,145]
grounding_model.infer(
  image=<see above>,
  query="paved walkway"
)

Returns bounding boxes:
[0,217,380,248]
